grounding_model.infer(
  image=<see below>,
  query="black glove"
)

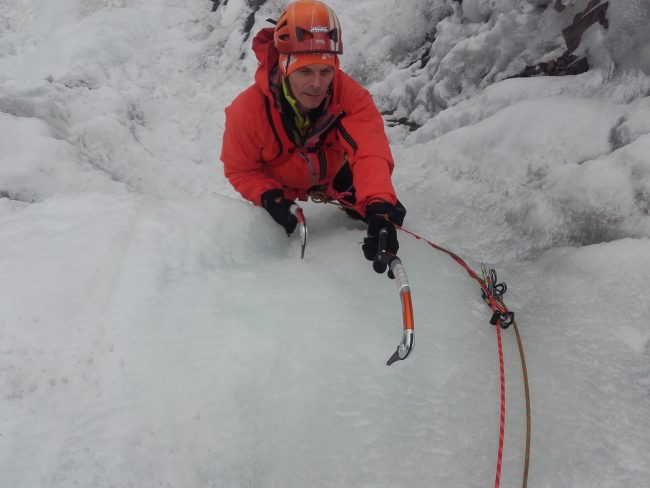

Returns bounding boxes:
[362,202,399,275]
[261,189,298,235]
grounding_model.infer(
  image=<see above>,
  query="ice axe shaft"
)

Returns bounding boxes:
[386,256,415,365]
[375,228,414,366]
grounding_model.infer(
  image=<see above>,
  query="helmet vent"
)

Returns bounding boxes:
[295,28,315,42]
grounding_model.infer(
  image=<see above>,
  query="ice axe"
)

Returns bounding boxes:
[375,227,415,365]
[289,204,308,259]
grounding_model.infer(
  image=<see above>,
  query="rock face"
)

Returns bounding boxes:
[562,0,609,53]
[208,0,647,127]
[517,1,609,78]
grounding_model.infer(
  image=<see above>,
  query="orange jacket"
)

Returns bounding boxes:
[220,28,397,214]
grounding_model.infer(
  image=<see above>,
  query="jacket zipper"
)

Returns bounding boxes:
[337,116,358,155]
[317,148,327,181]
[297,152,318,186]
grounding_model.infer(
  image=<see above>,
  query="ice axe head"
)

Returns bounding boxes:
[289,204,308,259]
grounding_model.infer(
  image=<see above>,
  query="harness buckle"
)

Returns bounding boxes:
[308,189,331,203]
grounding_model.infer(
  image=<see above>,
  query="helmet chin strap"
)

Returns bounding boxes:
[282,54,292,76]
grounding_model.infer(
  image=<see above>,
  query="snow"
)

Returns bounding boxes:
[1,0,649,487]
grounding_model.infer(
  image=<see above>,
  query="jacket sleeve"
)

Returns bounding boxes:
[220,94,283,206]
[336,74,397,213]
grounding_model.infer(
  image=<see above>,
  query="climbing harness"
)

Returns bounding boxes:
[308,188,352,205]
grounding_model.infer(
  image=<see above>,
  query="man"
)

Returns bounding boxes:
[221,0,405,274]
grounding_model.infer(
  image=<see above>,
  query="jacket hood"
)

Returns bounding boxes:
[252,27,280,98]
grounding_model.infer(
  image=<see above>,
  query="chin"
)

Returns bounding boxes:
[300,96,324,110]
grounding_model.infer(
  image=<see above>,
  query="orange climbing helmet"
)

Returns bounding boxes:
[274,0,343,55]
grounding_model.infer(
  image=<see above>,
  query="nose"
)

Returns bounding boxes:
[311,72,326,89]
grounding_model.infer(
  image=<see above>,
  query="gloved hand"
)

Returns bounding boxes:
[261,189,298,235]
[362,202,399,275]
